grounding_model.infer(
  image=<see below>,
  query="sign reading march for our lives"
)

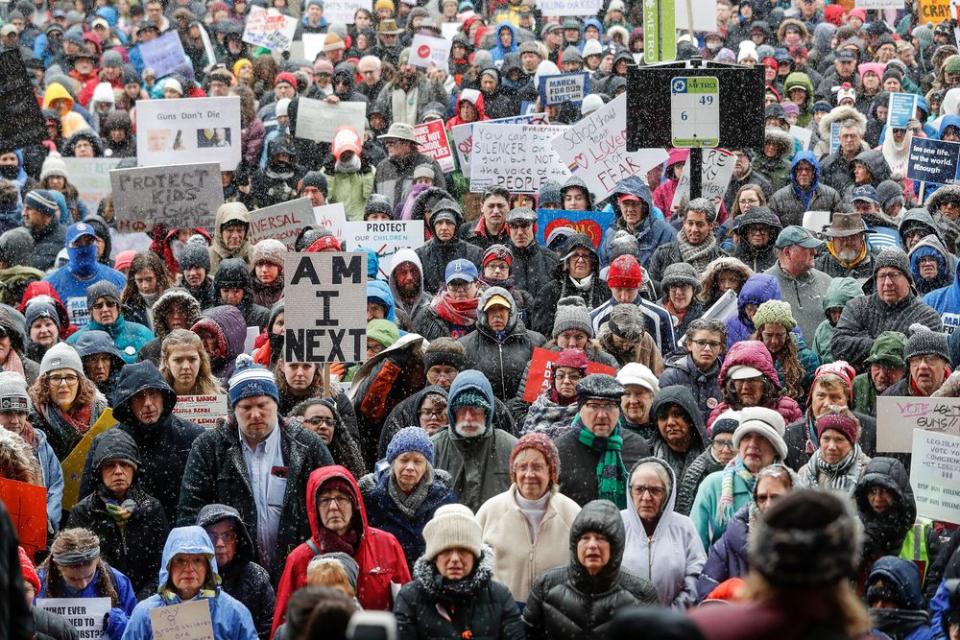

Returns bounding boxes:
[37,598,111,640]
[139,30,188,79]
[410,34,451,71]
[415,120,455,173]
[551,94,667,201]
[875,395,960,453]
[888,92,919,129]
[537,0,602,16]
[450,113,549,177]
[470,123,570,193]
[536,209,614,250]
[283,252,367,363]
[911,429,960,524]
[242,6,298,51]
[110,162,222,234]
[538,73,590,106]
[341,220,425,278]
[136,96,242,170]
[907,137,960,184]
[248,197,315,249]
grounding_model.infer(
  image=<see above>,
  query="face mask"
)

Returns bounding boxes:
[67,244,98,278]
[0,165,19,179]
[335,155,361,173]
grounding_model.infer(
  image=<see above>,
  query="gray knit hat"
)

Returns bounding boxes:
[660,262,702,293]
[39,342,83,377]
[552,296,594,338]
[86,280,120,311]
[873,247,913,283]
[575,373,624,406]
[607,230,640,263]
[606,303,646,342]
[0,371,31,413]
[902,324,949,362]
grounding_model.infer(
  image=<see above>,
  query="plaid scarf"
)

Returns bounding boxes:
[577,418,628,508]
[716,457,755,527]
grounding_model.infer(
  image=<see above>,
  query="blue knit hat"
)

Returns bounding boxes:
[228,354,279,407]
[386,426,434,465]
[24,189,58,217]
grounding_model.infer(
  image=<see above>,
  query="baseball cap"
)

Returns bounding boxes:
[483,293,512,310]
[836,49,857,61]
[775,225,824,249]
[851,184,879,204]
[445,259,478,284]
[727,365,764,380]
[66,222,97,246]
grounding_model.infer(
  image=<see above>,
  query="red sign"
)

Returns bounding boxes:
[0,478,48,558]
[522,347,617,403]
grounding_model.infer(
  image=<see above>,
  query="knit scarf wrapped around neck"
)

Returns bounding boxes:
[105,498,138,525]
[576,418,627,508]
[716,457,755,526]
[387,465,433,519]
[806,445,865,493]
[677,230,718,270]
[431,291,478,327]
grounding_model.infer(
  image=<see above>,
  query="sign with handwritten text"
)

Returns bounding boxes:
[876,396,960,453]
[150,599,215,640]
[910,429,960,524]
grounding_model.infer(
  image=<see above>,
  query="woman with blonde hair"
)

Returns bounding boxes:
[159,329,223,396]
[306,553,358,599]
[0,428,42,485]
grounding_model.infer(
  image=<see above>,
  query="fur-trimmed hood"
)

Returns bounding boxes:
[818,105,867,141]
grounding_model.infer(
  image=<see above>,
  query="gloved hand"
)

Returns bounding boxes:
[104,607,129,640]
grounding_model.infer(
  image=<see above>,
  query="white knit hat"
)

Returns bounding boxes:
[738,40,758,63]
[0,371,31,413]
[732,406,788,460]
[39,343,84,377]
[39,153,68,182]
[422,504,482,560]
[616,362,660,395]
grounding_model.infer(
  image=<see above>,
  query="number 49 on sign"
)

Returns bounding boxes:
[671,76,720,148]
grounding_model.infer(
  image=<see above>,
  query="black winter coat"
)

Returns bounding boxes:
[79,362,204,522]
[522,500,659,640]
[782,410,878,471]
[555,427,651,507]
[28,220,65,272]
[176,416,334,580]
[509,242,560,297]
[395,548,525,640]
[0,501,34,640]
[657,354,722,425]
[676,448,724,517]
[33,607,76,640]
[415,239,482,296]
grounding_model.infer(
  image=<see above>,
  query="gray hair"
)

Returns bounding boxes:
[685,318,726,345]
[684,197,717,223]
[630,460,672,498]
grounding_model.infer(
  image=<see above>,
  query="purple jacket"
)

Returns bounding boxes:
[696,505,750,600]
[724,274,784,347]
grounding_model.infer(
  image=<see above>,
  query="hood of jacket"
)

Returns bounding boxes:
[925,184,960,218]
[867,556,925,610]
[151,288,202,340]
[737,273,783,323]
[790,149,821,190]
[477,286,518,335]
[898,208,941,245]
[700,256,753,298]
[213,257,253,301]
[453,88,487,121]
[411,187,457,223]
[854,149,891,183]
[445,369,496,437]
[91,427,141,478]
[719,339,782,388]
[0,304,26,355]
[72,329,125,369]
[939,114,960,139]
[367,279,397,324]
[818,105,867,141]
[196,503,257,565]
[764,127,794,160]
[43,82,74,111]
[732,206,783,235]
[388,248,424,301]
[569,499,626,588]
[110,360,177,426]
[822,276,863,314]
[560,232,600,276]
[157,526,220,596]
[610,176,654,222]
[853,457,917,528]
[649,386,707,450]
[211,202,250,259]
[909,233,951,279]
[623,456,677,534]
[305,464,368,544]
[782,72,814,109]
[191,305,248,367]
[561,175,595,210]
[426,200,466,238]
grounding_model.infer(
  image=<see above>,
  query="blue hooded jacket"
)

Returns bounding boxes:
[922,252,960,335]
[39,563,137,640]
[367,279,397,323]
[724,274,784,347]
[490,22,518,62]
[599,175,674,267]
[789,150,821,211]
[122,526,257,640]
[867,557,938,640]
[580,18,605,48]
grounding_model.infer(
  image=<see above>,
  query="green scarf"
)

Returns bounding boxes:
[577,419,628,508]
[104,498,137,526]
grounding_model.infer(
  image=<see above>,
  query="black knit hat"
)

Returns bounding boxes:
[178,239,211,271]
[423,337,466,371]
[902,324,949,362]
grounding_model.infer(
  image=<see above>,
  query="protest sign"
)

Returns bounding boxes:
[471,123,570,193]
[111,162,222,234]
[0,50,46,149]
[451,113,549,176]
[415,120,455,173]
[802,210,831,235]
[243,6,298,51]
[314,203,347,230]
[676,0,718,32]
[302,33,325,61]
[37,598,111,639]
[888,92,919,128]
[139,30,188,79]
[670,148,736,212]
[283,252,367,363]
[137,96,242,170]
[856,0,904,7]
[537,0,602,15]
[173,394,229,428]
[151,599,215,640]
[789,125,812,150]
[911,429,960,524]
[0,478,47,557]
[296,98,367,143]
[61,409,118,511]
[538,73,590,106]
[341,220,425,278]
[63,158,121,216]
[410,34,451,71]
[536,209,614,250]
[907,137,960,184]
[920,0,951,23]
[551,94,668,201]
[876,396,960,453]
[323,0,372,23]
[249,197,315,249]
[830,122,841,155]
[522,348,617,402]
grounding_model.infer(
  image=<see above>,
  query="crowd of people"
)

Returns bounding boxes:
[5,0,960,638]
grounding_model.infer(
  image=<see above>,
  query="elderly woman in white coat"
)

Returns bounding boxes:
[476,433,581,606]
[620,457,706,609]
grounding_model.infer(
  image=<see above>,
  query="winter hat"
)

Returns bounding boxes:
[39,153,68,182]
[112,250,135,273]
[275,71,297,88]
[581,94,604,115]
[92,427,141,474]
[660,262,701,293]
[902,324,950,363]
[749,489,861,586]
[423,337,465,371]
[318,476,357,507]
[575,373,624,407]
[86,280,120,311]
[412,165,435,182]
[423,504,482,560]
[864,331,907,369]
[607,230,640,263]
[227,354,280,407]
[24,298,60,333]
[616,362,659,395]
[810,360,856,400]
[308,552,359,591]
[367,319,400,350]
[608,254,643,288]
[606,303,647,342]
[17,546,40,593]
[510,432,561,484]
[386,426,435,465]
[873,247,912,283]
[449,388,491,415]
[275,98,291,118]
[178,240,210,271]
[481,244,513,269]
[552,296,594,338]
[709,409,740,438]
[751,300,796,331]
[539,180,562,207]
[555,348,588,373]
[816,412,859,445]
[732,406,788,460]
[562,45,582,64]
[738,40,758,63]
[252,238,286,268]
[39,342,83,377]
[23,190,58,217]
[0,371,30,413]
[91,82,115,105]
[0,228,34,268]
[876,180,904,210]
[323,32,345,52]
[582,39,603,58]
[163,78,184,96]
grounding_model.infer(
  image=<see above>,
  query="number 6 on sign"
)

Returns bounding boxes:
[671,76,720,148]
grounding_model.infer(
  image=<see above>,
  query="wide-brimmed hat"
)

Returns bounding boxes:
[378,122,418,143]
[823,212,866,238]
[377,18,403,34]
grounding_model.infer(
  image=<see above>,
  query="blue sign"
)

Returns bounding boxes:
[536,208,614,250]
[139,30,190,80]
[538,73,591,106]
[887,92,919,129]
[907,137,960,185]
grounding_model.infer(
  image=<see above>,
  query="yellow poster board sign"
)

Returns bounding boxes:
[60,409,117,511]
[919,0,951,24]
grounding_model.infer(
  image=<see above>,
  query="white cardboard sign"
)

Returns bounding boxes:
[470,123,570,193]
[242,7,298,51]
[410,34,451,71]
[910,429,960,524]
[295,98,367,143]
[136,96,241,170]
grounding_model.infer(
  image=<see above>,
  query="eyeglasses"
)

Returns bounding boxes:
[690,339,722,350]
[630,485,665,498]
[514,463,547,474]
[713,439,736,451]
[418,409,446,419]
[447,281,473,293]
[554,371,582,382]
[48,374,79,386]
[485,263,509,273]
[207,531,237,543]
[92,300,118,310]
[912,354,946,365]
[876,271,906,282]
[318,495,352,508]
[569,253,591,263]
[304,417,336,427]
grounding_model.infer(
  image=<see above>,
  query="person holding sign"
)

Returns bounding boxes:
[123,525,258,639]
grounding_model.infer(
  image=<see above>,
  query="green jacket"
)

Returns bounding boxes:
[322,168,376,221]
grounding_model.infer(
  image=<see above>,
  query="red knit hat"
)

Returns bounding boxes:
[275,72,298,88]
[510,433,560,484]
[816,413,860,445]
[608,254,643,288]
[18,546,40,593]
[555,348,588,372]
[306,235,342,253]
[808,360,856,406]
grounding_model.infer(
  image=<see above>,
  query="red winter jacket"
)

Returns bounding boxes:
[708,340,803,425]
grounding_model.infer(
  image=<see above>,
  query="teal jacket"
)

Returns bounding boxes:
[67,314,155,364]
[690,466,754,550]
